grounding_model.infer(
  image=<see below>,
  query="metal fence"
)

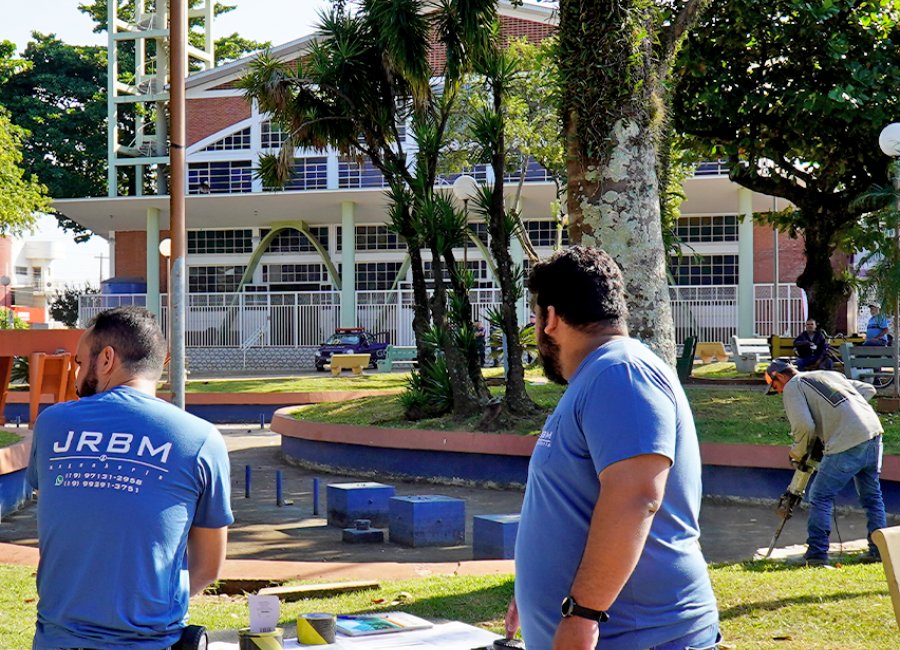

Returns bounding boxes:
[669,283,807,344]
[81,283,806,348]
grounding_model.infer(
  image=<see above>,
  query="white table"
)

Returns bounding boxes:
[210,621,501,650]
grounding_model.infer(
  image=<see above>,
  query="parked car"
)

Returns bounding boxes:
[314,327,389,371]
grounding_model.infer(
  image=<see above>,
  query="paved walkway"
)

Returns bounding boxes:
[0,425,887,584]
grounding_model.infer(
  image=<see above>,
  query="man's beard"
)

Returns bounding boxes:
[537,329,567,386]
[76,359,99,398]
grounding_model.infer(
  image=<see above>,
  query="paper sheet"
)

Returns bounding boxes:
[209,621,500,649]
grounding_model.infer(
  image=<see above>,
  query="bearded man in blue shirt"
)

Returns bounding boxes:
[505,247,719,650]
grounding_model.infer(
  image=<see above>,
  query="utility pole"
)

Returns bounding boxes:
[169,0,187,409]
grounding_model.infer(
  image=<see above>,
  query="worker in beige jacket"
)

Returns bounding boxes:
[765,360,886,566]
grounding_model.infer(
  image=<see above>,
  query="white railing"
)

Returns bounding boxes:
[80,284,804,348]
[670,284,808,344]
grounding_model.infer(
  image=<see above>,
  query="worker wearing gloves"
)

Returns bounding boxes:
[765,360,887,565]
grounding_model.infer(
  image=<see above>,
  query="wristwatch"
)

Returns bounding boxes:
[560,595,610,623]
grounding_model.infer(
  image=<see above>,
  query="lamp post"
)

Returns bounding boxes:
[159,238,172,381]
[0,276,11,329]
[878,122,900,400]
[452,174,480,267]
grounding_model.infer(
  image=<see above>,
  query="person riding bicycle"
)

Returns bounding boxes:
[793,319,832,370]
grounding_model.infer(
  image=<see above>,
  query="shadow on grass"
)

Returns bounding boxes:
[342,580,514,627]
[719,588,885,621]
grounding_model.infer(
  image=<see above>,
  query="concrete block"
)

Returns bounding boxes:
[473,514,520,560]
[342,527,385,544]
[327,482,395,528]
[389,495,465,547]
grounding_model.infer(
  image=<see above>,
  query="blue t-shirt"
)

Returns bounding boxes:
[27,386,234,650]
[867,314,890,342]
[515,339,718,650]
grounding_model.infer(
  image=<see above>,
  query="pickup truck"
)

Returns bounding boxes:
[314,327,389,372]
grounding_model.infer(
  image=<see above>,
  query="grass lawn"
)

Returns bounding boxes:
[692,361,768,379]
[183,373,411,393]
[0,430,22,449]
[1,561,895,649]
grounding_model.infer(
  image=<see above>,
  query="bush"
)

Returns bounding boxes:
[0,308,29,330]
[49,284,99,328]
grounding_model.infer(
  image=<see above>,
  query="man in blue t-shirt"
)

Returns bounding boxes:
[863,304,890,346]
[27,306,234,650]
[506,247,719,650]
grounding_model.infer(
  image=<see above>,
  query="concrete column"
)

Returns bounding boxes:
[340,202,356,327]
[738,188,755,337]
[146,207,161,317]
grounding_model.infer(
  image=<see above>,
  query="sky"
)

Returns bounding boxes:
[2,0,331,52]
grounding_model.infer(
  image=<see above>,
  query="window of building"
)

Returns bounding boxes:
[467,222,488,248]
[669,254,739,286]
[436,164,489,186]
[31,267,43,290]
[188,229,254,255]
[263,263,329,285]
[504,157,552,183]
[355,225,405,251]
[278,157,328,191]
[694,159,728,176]
[187,161,253,194]
[259,226,329,253]
[423,260,492,287]
[675,215,739,243]
[14,266,27,277]
[338,158,387,188]
[356,262,404,291]
[525,220,569,247]
[260,120,288,149]
[201,127,251,151]
[188,265,247,293]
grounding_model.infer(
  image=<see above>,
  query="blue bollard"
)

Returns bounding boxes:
[16,416,21,429]
[259,413,265,430]
[245,465,252,499]
[312,477,320,516]
[276,470,284,507]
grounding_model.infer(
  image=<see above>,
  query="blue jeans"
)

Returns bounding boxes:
[805,436,887,560]
[648,625,721,650]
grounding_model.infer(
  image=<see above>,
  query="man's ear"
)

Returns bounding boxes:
[96,345,117,376]
[543,305,560,335]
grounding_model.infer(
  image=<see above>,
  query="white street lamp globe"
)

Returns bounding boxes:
[158,238,172,258]
[879,123,900,157]
[452,174,480,203]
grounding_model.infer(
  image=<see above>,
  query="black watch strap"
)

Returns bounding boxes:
[561,595,610,623]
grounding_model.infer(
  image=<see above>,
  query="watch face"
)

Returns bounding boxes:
[561,596,575,617]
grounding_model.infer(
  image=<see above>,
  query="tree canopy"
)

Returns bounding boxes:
[673,0,900,329]
[0,106,50,237]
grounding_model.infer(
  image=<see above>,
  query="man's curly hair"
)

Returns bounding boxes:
[526,246,628,331]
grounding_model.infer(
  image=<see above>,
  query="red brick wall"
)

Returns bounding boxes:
[427,15,555,72]
[187,97,251,147]
[114,230,172,287]
[752,225,806,284]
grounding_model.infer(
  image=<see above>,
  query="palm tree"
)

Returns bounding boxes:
[240,0,498,417]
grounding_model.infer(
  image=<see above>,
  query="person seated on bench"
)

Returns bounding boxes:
[793,318,832,370]
[863,304,891,346]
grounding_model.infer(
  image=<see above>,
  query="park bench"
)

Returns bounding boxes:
[330,353,371,377]
[676,336,697,383]
[731,336,772,372]
[695,341,728,365]
[840,343,896,387]
[376,345,417,372]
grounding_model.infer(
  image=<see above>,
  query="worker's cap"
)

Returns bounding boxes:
[868,303,880,308]
[764,360,795,394]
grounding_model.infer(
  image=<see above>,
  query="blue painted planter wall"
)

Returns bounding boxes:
[5,402,280,425]
[282,436,530,486]
[282,438,900,513]
[0,468,31,519]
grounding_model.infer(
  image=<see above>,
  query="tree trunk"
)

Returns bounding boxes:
[444,249,491,402]
[796,219,849,334]
[429,247,483,417]
[566,117,677,367]
[407,246,434,365]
